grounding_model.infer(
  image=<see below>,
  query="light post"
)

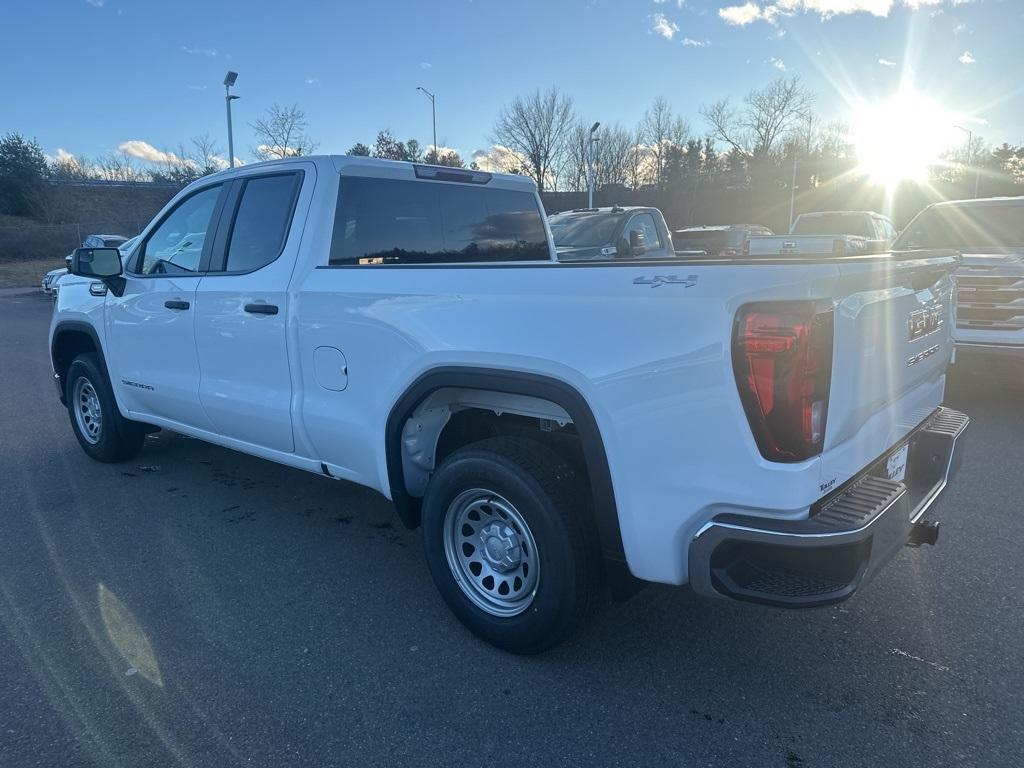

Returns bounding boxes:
[789,158,798,232]
[955,124,980,198]
[224,71,239,168]
[416,86,437,160]
[587,121,600,209]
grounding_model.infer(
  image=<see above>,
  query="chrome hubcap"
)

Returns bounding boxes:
[73,377,103,445]
[442,490,539,617]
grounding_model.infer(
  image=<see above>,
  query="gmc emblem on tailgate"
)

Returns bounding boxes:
[908,305,943,341]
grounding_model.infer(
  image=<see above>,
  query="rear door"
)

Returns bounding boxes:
[106,182,227,429]
[193,166,312,453]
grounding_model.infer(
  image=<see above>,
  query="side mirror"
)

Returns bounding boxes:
[71,247,125,296]
[629,229,647,257]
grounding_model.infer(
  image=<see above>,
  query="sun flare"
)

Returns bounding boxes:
[850,91,959,190]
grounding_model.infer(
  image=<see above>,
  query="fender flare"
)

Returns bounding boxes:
[50,320,107,405]
[385,366,628,572]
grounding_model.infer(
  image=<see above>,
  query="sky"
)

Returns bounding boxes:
[3,0,1022,170]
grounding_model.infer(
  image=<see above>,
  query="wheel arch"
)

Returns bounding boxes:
[51,321,107,406]
[385,366,635,593]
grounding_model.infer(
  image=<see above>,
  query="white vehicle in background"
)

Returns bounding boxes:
[746,211,898,257]
[51,156,967,653]
[43,235,135,298]
[893,196,1024,375]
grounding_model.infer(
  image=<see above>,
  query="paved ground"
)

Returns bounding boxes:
[1,290,1021,768]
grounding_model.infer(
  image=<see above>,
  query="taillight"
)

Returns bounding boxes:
[732,302,834,462]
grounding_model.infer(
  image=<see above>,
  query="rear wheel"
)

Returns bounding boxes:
[422,437,595,654]
[66,353,146,462]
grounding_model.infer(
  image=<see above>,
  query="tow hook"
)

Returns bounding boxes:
[907,520,940,547]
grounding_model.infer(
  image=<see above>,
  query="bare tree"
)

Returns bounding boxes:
[250,104,318,160]
[640,98,690,189]
[625,128,651,190]
[491,87,574,192]
[595,124,635,189]
[94,150,144,182]
[701,76,813,159]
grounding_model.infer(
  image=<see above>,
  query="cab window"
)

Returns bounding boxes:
[135,185,222,275]
[222,173,301,273]
[629,213,662,250]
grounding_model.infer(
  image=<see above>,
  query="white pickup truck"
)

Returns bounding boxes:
[893,196,1024,375]
[51,156,968,653]
[746,210,898,257]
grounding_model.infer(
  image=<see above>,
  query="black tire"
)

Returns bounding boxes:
[422,436,595,654]
[65,353,146,462]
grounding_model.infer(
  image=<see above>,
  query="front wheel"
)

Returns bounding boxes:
[422,437,595,654]
[66,353,146,462]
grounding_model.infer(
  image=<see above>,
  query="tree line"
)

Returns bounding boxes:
[3,77,1024,222]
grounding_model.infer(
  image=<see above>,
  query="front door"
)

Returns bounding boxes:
[105,182,226,430]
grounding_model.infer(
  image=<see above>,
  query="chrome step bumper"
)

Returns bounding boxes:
[688,407,969,608]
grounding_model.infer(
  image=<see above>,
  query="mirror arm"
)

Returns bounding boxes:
[102,275,126,297]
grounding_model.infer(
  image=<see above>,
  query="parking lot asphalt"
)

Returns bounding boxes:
[1,289,1021,768]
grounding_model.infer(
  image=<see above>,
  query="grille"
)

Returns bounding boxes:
[956,272,1024,332]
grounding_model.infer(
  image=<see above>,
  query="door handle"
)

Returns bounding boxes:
[164,300,190,310]
[244,303,279,315]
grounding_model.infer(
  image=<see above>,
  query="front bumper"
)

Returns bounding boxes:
[688,407,969,608]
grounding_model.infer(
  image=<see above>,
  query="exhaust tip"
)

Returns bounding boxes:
[908,520,940,547]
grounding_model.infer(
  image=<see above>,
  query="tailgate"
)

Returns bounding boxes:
[820,252,959,489]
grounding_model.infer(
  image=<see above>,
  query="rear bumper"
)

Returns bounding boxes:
[688,407,969,608]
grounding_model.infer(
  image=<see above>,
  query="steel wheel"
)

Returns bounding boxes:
[73,376,103,445]
[442,489,540,618]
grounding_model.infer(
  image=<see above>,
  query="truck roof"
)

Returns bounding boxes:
[551,206,655,216]
[796,210,889,219]
[199,154,538,193]
[675,224,768,232]
[925,195,1024,210]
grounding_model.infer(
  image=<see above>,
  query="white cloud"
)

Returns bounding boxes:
[181,45,219,57]
[118,140,184,166]
[649,13,680,39]
[304,77,319,85]
[718,0,971,25]
[878,57,897,66]
[654,0,687,5]
[719,2,770,24]
[682,37,710,46]
[471,145,528,175]
[187,84,208,91]
[85,0,105,7]
[770,56,787,70]
[419,62,432,69]
[958,50,975,64]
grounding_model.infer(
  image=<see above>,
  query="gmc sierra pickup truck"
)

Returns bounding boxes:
[51,156,968,653]
[893,196,1024,375]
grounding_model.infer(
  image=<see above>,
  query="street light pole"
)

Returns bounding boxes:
[417,87,436,159]
[224,71,239,168]
[955,125,979,198]
[789,158,798,232]
[587,121,600,209]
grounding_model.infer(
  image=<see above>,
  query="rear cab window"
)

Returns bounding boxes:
[220,172,302,273]
[329,176,549,265]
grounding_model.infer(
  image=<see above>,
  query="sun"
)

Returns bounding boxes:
[850,90,958,190]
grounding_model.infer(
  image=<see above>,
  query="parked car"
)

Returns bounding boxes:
[547,206,675,260]
[51,156,967,653]
[672,224,774,257]
[893,196,1024,373]
[746,210,897,257]
[43,234,130,297]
